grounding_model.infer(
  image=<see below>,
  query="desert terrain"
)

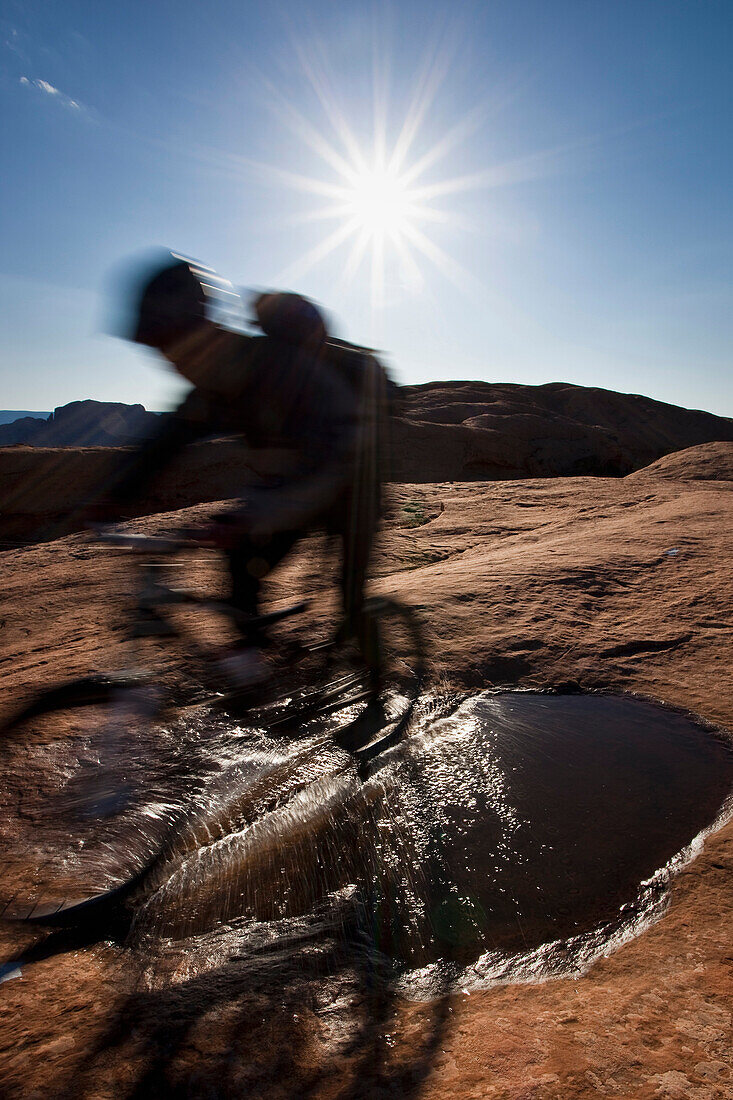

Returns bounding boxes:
[2,379,733,544]
[0,405,731,1097]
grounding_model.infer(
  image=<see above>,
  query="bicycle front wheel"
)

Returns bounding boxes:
[240,595,426,750]
[348,595,427,758]
[291,595,427,763]
[0,676,169,923]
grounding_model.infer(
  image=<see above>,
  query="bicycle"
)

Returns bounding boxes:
[0,527,426,931]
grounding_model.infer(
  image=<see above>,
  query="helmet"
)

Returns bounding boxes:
[131,253,238,350]
[253,291,327,348]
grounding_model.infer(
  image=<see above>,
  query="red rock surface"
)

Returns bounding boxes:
[3,381,733,545]
[0,440,293,544]
[0,454,731,1098]
[626,441,733,482]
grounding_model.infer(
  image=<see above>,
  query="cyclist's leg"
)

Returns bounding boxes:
[225,529,300,641]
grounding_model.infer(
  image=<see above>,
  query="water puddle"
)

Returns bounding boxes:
[131,691,732,994]
[397,692,733,993]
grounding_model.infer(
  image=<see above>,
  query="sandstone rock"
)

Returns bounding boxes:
[1,470,732,1099]
[0,400,159,447]
[392,380,733,481]
[0,415,49,445]
[0,440,296,543]
[2,382,733,544]
[626,441,733,482]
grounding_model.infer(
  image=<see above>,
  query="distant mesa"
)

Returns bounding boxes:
[0,400,159,447]
[2,384,732,476]
[0,410,51,428]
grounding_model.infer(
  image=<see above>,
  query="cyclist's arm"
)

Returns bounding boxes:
[102,336,267,511]
[101,393,211,509]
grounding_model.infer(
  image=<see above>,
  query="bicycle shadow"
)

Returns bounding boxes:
[28,748,454,1098]
[50,909,453,1100]
[4,706,460,1098]
[0,913,130,982]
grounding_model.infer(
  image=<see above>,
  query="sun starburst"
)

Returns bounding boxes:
[253,35,564,319]
[344,165,416,235]
[256,37,490,312]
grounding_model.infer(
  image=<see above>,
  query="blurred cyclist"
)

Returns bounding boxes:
[101,253,391,693]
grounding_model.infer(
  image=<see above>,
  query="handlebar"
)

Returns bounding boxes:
[89,524,205,554]
[87,522,311,626]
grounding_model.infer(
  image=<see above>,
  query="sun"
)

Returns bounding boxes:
[266,116,462,312]
[344,166,416,236]
[258,38,543,311]
[252,39,484,310]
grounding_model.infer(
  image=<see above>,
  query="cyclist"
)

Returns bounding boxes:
[99,253,392,694]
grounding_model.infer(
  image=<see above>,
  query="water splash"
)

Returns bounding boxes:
[3,690,731,998]
[130,691,733,993]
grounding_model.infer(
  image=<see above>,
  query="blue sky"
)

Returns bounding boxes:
[1,0,731,415]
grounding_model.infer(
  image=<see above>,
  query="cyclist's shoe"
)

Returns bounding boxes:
[218,646,270,693]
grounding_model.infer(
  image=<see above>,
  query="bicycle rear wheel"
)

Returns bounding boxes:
[0,676,169,924]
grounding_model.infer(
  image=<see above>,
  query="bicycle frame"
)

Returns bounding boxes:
[91,527,380,732]
[95,526,312,685]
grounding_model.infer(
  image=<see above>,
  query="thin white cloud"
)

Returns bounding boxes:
[19,75,83,111]
[4,25,30,63]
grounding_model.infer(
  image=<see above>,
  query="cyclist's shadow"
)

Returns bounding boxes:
[49,744,455,1100]
[60,920,453,1100]
[15,713,456,1097]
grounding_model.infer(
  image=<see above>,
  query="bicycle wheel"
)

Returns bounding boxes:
[0,676,169,924]
[339,595,427,763]
[363,595,426,707]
